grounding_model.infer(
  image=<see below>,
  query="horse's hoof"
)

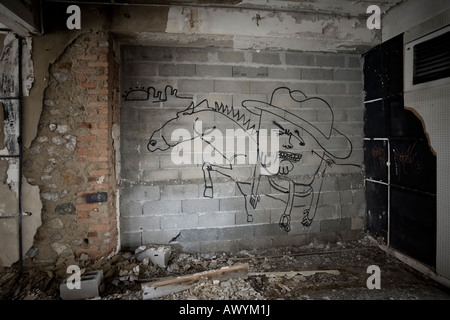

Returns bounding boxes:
[203,187,213,198]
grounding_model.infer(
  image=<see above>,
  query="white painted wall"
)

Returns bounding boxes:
[383,0,450,282]
[382,0,450,41]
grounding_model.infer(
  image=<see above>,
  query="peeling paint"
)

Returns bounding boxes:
[0,182,18,217]
[6,158,20,196]
[0,34,34,98]
[0,177,42,267]
[22,37,34,97]
[165,6,380,52]
[0,100,20,157]
[0,34,19,98]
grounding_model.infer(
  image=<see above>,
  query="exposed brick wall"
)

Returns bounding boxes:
[74,33,118,258]
[23,32,118,260]
[120,46,366,253]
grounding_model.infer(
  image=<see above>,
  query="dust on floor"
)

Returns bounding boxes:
[1,236,449,300]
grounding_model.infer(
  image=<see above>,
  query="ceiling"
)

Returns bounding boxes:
[47,0,406,17]
[0,0,407,35]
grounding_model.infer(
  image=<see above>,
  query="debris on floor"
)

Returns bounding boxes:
[133,245,171,268]
[59,269,104,300]
[1,237,449,300]
[142,263,249,299]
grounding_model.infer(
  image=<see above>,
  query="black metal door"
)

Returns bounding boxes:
[363,34,437,268]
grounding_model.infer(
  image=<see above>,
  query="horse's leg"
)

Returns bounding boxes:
[236,181,253,222]
[202,161,256,223]
[202,162,214,198]
[201,161,235,198]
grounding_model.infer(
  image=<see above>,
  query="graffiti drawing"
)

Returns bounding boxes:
[371,144,388,171]
[123,85,358,232]
[123,84,191,102]
[392,141,424,178]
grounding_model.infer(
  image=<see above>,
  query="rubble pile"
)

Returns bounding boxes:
[1,238,449,300]
[0,241,354,300]
[0,246,253,300]
[160,277,265,300]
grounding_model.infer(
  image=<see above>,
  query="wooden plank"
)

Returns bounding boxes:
[248,270,340,278]
[142,263,248,300]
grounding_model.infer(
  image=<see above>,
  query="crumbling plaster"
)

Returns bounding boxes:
[23,31,84,149]
[0,33,42,267]
[156,6,379,52]
[0,179,42,267]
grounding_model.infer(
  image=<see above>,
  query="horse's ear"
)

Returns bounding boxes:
[180,99,210,115]
[194,99,210,111]
[178,101,195,116]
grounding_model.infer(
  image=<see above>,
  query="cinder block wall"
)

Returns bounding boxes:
[119,46,365,253]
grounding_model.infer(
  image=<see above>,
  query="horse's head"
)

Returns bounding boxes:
[147,99,213,152]
[147,128,170,152]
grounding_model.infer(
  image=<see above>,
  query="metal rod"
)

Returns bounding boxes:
[17,34,24,274]
[364,97,384,104]
[0,155,21,158]
[0,212,30,219]
[364,137,389,141]
[387,139,391,247]
[365,179,389,186]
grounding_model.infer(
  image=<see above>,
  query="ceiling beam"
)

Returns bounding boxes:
[0,1,42,36]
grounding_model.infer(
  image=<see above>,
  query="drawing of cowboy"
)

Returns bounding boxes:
[242,87,352,231]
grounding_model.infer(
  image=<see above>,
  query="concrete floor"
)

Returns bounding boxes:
[1,236,450,302]
[148,237,450,301]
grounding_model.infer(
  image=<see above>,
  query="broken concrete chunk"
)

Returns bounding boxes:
[135,245,171,268]
[60,270,104,300]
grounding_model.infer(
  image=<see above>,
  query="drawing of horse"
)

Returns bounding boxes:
[126,85,356,232]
